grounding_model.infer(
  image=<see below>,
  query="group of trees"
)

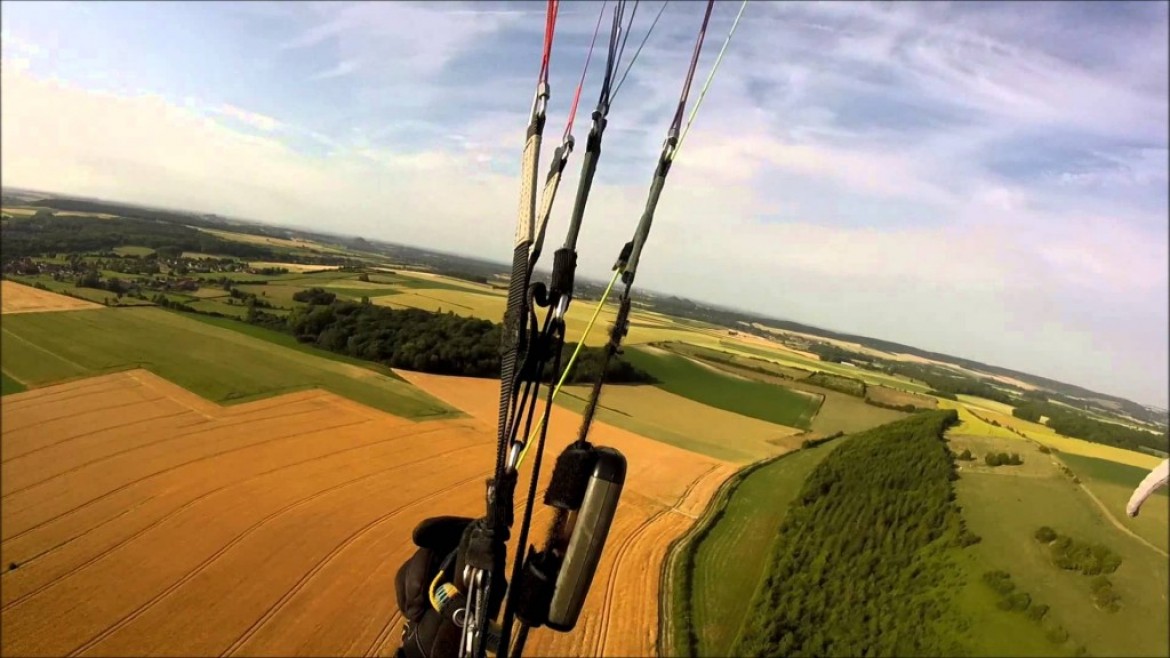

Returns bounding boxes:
[1013,401,1169,454]
[734,410,980,657]
[804,371,866,397]
[241,292,656,383]
[1034,527,1122,613]
[980,570,1072,644]
[984,452,1023,467]
[1034,526,1122,576]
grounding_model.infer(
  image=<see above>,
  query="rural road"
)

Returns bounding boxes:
[1070,474,1169,559]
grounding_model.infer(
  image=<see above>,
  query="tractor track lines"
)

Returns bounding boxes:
[2,422,464,610]
[1,414,368,549]
[594,465,714,656]
[1,389,164,422]
[68,430,479,657]
[1,401,186,462]
[1,413,200,495]
[0,496,158,576]
[367,611,404,657]
[218,470,488,657]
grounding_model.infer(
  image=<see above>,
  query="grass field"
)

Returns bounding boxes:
[112,245,155,257]
[623,347,822,429]
[672,441,844,657]
[1058,452,1169,553]
[955,463,1170,657]
[0,307,456,419]
[691,357,909,436]
[1,371,26,395]
[555,384,802,463]
[950,433,1170,650]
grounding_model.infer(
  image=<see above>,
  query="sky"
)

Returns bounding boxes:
[1,1,1167,407]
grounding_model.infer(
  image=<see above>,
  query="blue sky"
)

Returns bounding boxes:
[2,1,1167,407]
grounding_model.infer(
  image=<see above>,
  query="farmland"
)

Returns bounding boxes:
[0,366,735,657]
[622,346,823,429]
[555,384,804,464]
[668,440,844,657]
[0,304,454,419]
[1,280,102,314]
[3,196,1168,657]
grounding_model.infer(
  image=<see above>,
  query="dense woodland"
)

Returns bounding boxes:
[734,410,980,657]
[0,213,274,262]
[245,292,655,384]
[1013,401,1169,453]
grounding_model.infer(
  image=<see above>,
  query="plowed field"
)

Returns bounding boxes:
[1,368,732,656]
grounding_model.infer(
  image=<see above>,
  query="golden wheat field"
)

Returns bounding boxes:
[0,281,102,315]
[0,367,732,657]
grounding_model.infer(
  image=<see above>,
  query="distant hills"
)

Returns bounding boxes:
[4,186,1165,419]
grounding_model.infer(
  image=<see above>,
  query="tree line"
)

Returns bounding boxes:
[1013,401,1169,453]
[0,213,273,262]
[735,410,981,657]
[243,290,655,384]
[807,344,1018,405]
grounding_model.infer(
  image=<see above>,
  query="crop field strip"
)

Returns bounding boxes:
[0,365,734,656]
[623,346,823,429]
[0,280,104,314]
[0,303,454,419]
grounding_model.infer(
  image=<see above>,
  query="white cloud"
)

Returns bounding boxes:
[1,1,1166,405]
[212,104,283,132]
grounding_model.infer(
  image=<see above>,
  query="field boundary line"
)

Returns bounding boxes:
[0,366,30,386]
[1,326,90,374]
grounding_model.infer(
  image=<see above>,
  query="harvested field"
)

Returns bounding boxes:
[1,368,732,656]
[0,281,102,314]
[248,261,341,273]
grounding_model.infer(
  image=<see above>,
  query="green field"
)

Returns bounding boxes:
[1059,452,1169,553]
[623,347,822,429]
[555,384,801,463]
[112,245,155,256]
[956,460,1170,656]
[0,307,457,419]
[1,371,27,395]
[691,356,908,435]
[672,441,844,656]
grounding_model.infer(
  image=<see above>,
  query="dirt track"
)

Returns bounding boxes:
[1,368,732,656]
[0,281,102,314]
